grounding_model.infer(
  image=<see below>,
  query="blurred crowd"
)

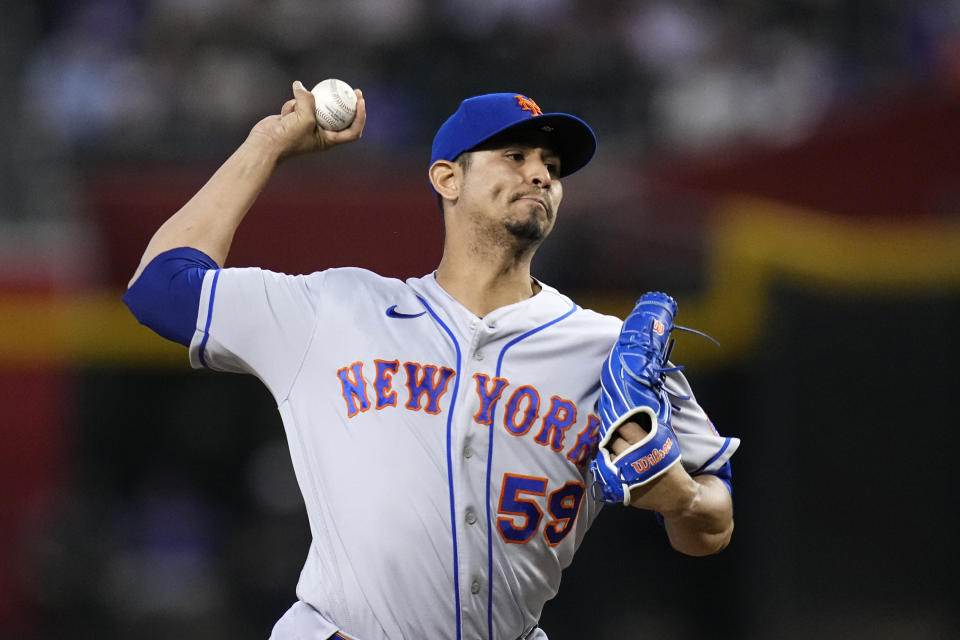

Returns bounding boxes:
[11,0,960,162]
[3,0,960,284]
[1,0,958,297]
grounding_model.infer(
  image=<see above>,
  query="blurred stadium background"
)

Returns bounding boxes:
[2,1,959,638]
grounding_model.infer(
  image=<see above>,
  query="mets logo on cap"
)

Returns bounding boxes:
[514,95,543,116]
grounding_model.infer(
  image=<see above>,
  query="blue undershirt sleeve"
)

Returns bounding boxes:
[699,460,733,495]
[122,247,220,347]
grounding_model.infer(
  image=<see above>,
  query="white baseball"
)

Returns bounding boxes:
[311,79,358,131]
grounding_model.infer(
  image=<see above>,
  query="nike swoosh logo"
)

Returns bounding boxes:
[386,305,426,319]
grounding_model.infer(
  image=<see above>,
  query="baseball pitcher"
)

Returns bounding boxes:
[123,82,739,640]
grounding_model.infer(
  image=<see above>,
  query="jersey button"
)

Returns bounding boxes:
[473,350,484,361]
[465,509,477,525]
[463,445,473,459]
[471,581,481,594]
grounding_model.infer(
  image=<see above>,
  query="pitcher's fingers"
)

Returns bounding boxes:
[338,89,366,139]
[609,433,629,457]
[320,92,366,145]
[280,98,297,117]
[292,80,314,111]
[617,422,647,445]
[352,89,366,132]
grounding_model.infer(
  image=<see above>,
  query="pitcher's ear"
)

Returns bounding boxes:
[429,160,460,201]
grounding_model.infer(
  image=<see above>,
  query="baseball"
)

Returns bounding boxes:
[311,79,358,131]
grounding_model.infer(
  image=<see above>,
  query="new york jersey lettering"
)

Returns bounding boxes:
[337,362,371,418]
[473,373,509,425]
[404,362,456,414]
[504,386,541,436]
[335,359,596,470]
[566,414,601,468]
[374,359,400,409]
[535,396,577,451]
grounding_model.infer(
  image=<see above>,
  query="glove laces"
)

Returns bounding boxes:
[619,323,720,409]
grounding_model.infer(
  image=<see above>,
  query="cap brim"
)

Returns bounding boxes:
[468,113,597,178]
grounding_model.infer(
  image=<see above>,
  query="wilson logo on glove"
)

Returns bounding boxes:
[652,319,665,336]
[629,437,674,475]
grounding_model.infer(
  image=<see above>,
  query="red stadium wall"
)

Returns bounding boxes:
[88,165,444,289]
[648,89,960,220]
[0,370,70,633]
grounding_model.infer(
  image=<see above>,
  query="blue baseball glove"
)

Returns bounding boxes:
[591,292,683,506]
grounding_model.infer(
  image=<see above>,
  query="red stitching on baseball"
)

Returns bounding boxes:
[317,109,344,129]
[332,90,351,112]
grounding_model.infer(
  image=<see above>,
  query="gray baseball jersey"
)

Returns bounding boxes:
[187,265,739,640]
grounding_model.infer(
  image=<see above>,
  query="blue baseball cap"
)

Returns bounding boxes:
[430,93,597,178]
